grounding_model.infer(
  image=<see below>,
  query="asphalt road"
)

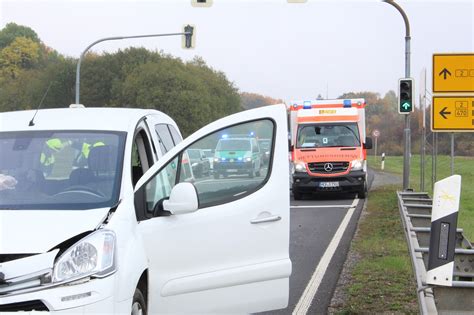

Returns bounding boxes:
[260,170,374,315]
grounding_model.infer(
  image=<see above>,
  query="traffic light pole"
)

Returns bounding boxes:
[75,30,192,105]
[384,0,411,190]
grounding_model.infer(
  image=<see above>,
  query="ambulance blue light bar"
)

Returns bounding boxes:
[343,100,352,108]
[303,101,311,109]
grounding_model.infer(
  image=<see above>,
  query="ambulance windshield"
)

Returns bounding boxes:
[297,123,360,148]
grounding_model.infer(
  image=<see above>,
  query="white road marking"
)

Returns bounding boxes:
[292,198,360,315]
[290,205,352,209]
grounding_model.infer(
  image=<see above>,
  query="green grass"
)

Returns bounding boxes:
[337,186,418,314]
[368,155,474,241]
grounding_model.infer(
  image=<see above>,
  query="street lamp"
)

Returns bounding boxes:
[75,28,194,104]
[382,0,412,191]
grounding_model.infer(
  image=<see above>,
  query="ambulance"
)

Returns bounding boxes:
[289,99,373,200]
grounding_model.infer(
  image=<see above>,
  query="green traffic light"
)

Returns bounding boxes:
[398,78,414,114]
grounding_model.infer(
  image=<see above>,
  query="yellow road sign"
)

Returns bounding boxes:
[432,96,474,132]
[433,54,474,93]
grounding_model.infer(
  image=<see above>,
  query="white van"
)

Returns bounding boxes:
[0,105,291,314]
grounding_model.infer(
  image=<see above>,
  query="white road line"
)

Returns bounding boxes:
[290,205,352,209]
[292,198,360,315]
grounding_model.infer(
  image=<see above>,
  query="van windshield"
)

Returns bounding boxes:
[0,131,125,210]
[297,123,360,148]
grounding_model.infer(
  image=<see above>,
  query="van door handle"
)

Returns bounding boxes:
[250,215,281,224]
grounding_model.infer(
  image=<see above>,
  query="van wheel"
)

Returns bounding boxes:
[358,181,368,199]
[131,288,147,315]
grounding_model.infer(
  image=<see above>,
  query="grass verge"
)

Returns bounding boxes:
[368,155,474,241]
[335,185,418,314]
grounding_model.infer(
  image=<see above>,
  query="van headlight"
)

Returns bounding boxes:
[53,230,116,283]
[294,161,307,173]
[351,159,364,171]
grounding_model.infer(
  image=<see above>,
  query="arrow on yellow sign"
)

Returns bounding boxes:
[439,68,452,80]
[439,107,451,119]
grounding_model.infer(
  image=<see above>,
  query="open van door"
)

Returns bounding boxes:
[134,104,291,313]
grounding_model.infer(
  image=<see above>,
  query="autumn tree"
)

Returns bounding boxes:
[0,23,40,49]
[240,92,284,110]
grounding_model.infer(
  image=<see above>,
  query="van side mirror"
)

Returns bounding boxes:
[289,143,294,152]
[364,137,373,150]
[152,198,171,217]
[163,182,198,215]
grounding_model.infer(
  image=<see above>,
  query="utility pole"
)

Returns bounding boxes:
[75,29,194,104]
[383,0,411,190]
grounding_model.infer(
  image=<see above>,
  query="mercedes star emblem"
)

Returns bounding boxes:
[324,163,333,172]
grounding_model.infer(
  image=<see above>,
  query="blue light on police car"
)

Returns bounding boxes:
[303,101,311,109]
[221,157,226,161]
[238,157,243,161]
[221,134,228,139]
[249,132,255,136]
[343,100,352,108]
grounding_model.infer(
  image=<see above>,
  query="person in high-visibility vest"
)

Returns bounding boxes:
[40,138,64,173]
[74,141,105,167]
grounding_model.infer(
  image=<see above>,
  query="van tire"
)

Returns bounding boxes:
[131,288,147,315]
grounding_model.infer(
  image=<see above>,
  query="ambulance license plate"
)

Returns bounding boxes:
[319,182,339,188]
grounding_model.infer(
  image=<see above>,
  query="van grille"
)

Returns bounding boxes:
[308,162,349,174]
[0,300,49,311]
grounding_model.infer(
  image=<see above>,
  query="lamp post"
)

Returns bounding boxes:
[383,0,411,191]
[75,29,193,104]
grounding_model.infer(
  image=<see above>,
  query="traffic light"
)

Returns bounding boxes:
[191,0,213,7]
[398,78,414,114]
[182,25,195,49]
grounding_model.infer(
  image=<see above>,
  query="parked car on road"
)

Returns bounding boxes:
[187,148,210,178]
[258,138,272,165]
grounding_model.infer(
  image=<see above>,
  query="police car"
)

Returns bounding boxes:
[0,104,290,314]
[213,134,262,178]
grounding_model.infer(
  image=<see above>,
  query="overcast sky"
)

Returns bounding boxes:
[0,0,472,103]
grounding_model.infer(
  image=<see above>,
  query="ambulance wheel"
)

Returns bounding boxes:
[358,181,368,199]
[293,191,302,200]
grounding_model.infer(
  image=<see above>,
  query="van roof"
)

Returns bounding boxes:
[0,107,173,132]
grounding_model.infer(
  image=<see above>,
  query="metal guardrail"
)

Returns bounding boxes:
[397,191,474,314]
